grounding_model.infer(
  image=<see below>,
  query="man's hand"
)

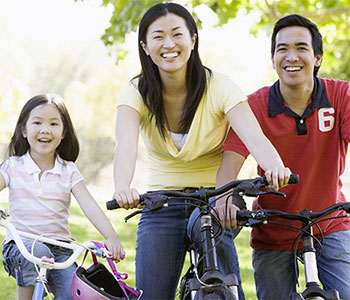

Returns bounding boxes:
[214,200,240,230]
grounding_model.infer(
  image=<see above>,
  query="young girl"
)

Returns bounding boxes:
[1,94,124,300]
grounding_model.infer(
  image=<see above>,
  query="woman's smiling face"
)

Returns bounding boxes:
[141,13,196,77]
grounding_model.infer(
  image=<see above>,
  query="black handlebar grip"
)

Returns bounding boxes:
[262,174,299,186]
[106,199,120,210]
[288,174,299,184]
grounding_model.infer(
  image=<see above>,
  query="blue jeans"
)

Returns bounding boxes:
[135,202,244,300]
[252,230,350,300]
[2,239,76,300]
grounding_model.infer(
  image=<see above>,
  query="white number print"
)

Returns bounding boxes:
[318,107,335,132]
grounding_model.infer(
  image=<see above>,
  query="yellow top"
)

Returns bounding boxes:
[117,72,246,190]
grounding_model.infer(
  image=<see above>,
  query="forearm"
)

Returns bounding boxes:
[113,143,137,190]
[216,151,245,188]
[248,137,284,171]
[73,182,119,239]
[227,101,285,170]
[113,105,139,191]
[82,202,118,239]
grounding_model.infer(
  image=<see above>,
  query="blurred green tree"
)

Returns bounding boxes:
[76,0,350,80]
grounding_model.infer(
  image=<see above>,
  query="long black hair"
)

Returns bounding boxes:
[8,94,80,162]
[271,14,323,76]
[135,2,211,137]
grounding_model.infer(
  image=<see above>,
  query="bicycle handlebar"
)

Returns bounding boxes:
[236,202,350,226]
[106,175,299,220]
[0,208,104,270]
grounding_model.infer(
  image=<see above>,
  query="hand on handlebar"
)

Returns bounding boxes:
[214,200,240,230]
[113,188,141,210]
[264,167,292,190]
[103,235,126,262]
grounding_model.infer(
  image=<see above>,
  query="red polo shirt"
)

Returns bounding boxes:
[224,77,350,250]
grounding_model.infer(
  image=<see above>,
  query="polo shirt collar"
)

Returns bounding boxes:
[268,77,331,118]
[23,151,63,175]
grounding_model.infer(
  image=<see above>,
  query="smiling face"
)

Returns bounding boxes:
[141,13,196,78]
[272,26,322,89]
[22,104,65,163]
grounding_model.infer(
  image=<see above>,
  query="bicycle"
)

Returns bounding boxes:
[106,174,299,300]
[0,207,106,300]
[236,202,350,300]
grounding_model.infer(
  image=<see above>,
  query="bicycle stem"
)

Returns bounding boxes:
[200,214,219,273]
[301,225,319,284]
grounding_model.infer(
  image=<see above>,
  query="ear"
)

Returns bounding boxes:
[271,55,276,70]
[191,33,197,50]
[22,128,27,138]
[140,41,150,56]
[315,54,323,67]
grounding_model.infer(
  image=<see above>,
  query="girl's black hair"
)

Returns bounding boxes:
[271,14,323,76]
[135,2,211,137]
[8,94,80,162]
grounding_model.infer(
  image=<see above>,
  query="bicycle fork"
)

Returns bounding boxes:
[290,222,340,300]
[196,214,239,299]
[33,268,48,300]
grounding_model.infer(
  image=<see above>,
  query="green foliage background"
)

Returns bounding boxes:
[82,0,350,81]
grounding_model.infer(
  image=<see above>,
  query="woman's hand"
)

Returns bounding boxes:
[103,235,125,262]
[264,167,292,190]
[113,188,140,210]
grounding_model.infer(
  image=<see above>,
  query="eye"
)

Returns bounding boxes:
[153,35,163,40]
[276,47,287,52]
[298,46,308,51]
[51,122,60,126]
[33,121,41,125]
[174,32,183,37]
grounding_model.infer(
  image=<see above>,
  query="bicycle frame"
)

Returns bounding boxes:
[0,208,99,300]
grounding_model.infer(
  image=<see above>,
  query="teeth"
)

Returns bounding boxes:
[162,52,179,58]
[285,66,301,71]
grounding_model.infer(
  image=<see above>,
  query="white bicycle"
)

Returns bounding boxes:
[0,207,105,300]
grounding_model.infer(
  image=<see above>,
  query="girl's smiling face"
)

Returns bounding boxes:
[22,104,65,162]
[141,13,196,77]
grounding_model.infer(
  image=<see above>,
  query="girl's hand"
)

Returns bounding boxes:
[113,188,140,210]
[264,167,291,190]
[104,235,125,262]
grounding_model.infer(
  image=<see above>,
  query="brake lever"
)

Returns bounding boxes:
[258,190,286,197]
[124,210,143,222]
[246,219,266,227]
[124,194,170,222]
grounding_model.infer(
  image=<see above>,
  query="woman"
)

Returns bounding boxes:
[113,2,291,299]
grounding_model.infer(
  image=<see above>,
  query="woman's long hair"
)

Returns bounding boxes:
[136,2,211,137]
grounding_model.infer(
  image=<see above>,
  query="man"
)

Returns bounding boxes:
[216,14,350,299]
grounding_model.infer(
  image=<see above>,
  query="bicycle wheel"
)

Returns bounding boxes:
[202,292,226,300]
[179,268,195,300]
[195,286,235,300]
